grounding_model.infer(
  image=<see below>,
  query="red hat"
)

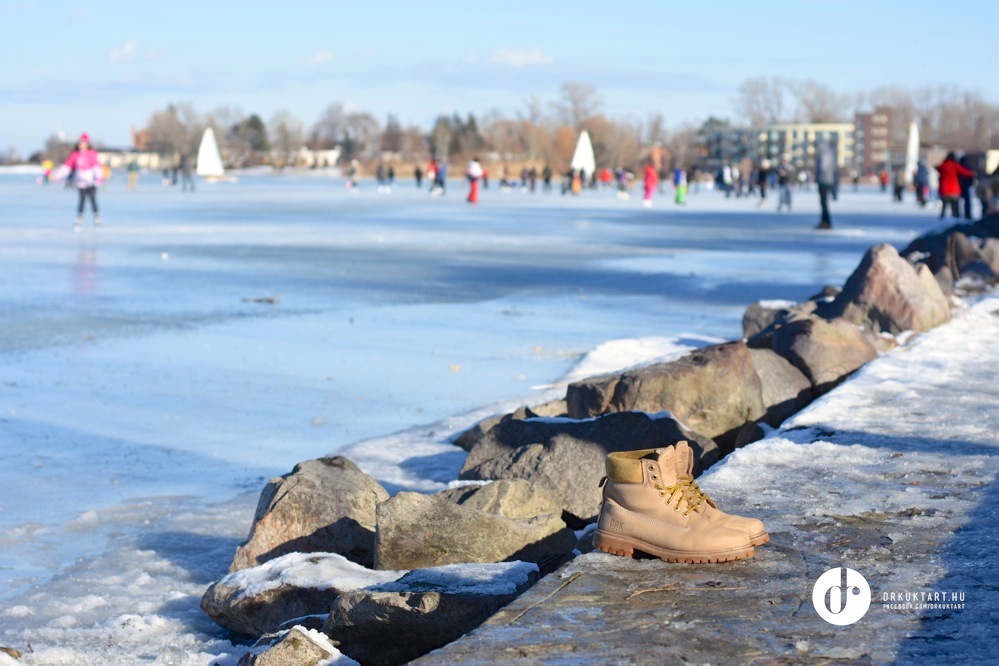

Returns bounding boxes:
[80,132,90,143]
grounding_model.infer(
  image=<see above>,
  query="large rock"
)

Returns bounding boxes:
[202,552,402,637]
[237,626,356,666]
[742,299,808,338]
[824,243,949,334]
[434,478,566,521]
[231,456,390,572]
[452,400,567,452]
[374,489,575,570]
[766,315,877,394]
[567,342,766,447]
[747,348,813,427]
[325,561,537,666]
[459,411,718,523]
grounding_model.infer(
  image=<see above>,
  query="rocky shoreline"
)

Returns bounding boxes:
[201,214,999,666]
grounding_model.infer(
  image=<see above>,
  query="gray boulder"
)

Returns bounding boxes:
[452,400,567,452]
[231,456,389,572]
[766,315,877,394]
[203,552,402,637]
[747,348,813,427]
[325,561,538,666]
[434,478,566,521]
[459,411,718,523]
[824,243,949,335]
[574,342,766,446]
[374,490,576,570]
[237,626,352,666]
[742,300,799,338]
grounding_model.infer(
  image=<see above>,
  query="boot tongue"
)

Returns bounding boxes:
[673,441,694,477]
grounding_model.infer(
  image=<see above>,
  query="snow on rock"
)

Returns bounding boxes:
[202,553,404,637]
[237,625,360,666]
[324,562,539,665]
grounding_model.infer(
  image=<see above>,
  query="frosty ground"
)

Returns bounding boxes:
[0,172,970,664]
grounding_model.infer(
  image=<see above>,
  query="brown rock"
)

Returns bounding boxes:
[746,348,813,427]
[231,456,389,572]
[603,342,766,446]
[237,626,340,666]
[769,315,877,394]
[374,491,575,570]
[825,243,950,335]
[203,552,401,637]
[325,561,537,666]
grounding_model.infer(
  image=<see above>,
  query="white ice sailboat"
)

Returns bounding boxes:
[904,120,919,184]
[570,130,596,179]
[196,127,236,182]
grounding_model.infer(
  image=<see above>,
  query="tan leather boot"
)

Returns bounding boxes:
[594,445,756,563]
[671,441,769,546]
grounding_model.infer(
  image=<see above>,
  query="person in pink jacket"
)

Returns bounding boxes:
[53,132,104,230]
[642,160,659,208]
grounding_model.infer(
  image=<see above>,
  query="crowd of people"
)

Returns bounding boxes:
[42,131,999,231]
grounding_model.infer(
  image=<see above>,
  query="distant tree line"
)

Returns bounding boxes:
[25,79,998,169]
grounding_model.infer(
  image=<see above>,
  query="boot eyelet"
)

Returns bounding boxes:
[659,491,665,496]
[651,475,657,480]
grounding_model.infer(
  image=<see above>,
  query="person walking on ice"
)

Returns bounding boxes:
[53,132,104,230]
[466,156,484,204]
[814,139,837,229]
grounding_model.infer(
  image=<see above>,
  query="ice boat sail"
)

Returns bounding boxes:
[570,130,596,178]
[196,127,227,179]
[904,120,919,183]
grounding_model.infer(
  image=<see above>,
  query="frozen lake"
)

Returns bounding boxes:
[0,171,939,663]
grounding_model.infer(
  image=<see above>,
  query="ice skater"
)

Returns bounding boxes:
[814,140,837,229]
[776,154,794,212]
[52,133,104,230]
[466,156,483,204]
[642,160,658,208]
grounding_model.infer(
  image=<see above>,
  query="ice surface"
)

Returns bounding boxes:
[0,172,970,663]
[373,561,539,596]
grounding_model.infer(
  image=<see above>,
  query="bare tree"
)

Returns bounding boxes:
[789,80,852,123]
[310,103,347,149]
[269,110,304,167]
[646,112,667,145]
[733,77,787,126]
[551,82,602,129]
[381,114,404,153]
[146,103,201,159]
[343,112,381,160]
[668,122,700,169]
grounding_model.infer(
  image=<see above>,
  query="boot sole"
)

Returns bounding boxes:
[750,531,769,547]
[593,529,755,564]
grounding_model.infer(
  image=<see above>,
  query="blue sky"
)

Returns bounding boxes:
[3,0,997,154]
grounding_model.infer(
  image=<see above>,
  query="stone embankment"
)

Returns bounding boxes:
[202,215,999,665]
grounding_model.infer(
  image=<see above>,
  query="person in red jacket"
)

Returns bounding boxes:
[936,152,975,219]
[642,160,658,208]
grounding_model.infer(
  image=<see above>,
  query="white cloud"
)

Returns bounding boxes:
[107,39,138,63]
[485,47,554,67]
[303,50,333,65]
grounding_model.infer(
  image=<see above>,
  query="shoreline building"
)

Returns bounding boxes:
[853,106,894,176]
[761,122,855,173]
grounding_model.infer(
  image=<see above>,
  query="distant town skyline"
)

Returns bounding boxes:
[3,0,998,154]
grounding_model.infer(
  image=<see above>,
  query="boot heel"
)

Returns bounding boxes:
[593,530,634,558]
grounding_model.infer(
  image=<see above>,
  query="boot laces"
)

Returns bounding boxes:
[655,475,709,516]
